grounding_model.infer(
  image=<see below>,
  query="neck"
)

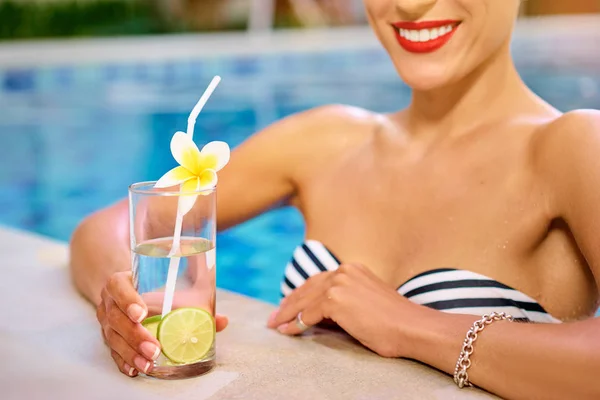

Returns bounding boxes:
[406,41,531,138]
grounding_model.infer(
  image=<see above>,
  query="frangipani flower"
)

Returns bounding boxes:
[155,131,230,215]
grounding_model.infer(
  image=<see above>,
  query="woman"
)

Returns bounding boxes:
[70,0,600,398]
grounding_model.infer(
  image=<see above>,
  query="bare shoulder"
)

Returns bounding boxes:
[265,103,382,147]
[537,109,600,141]
[530,109,600,211]
[296,103,381,128]
[271,103,383,177]
[532,109,600,168]
[233,104,383,172]
[217,104,383,220]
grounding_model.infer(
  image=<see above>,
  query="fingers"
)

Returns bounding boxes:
[106,302,161,359]
[276,310,322,336]
[111,350,138,377]
[277,290,333,335]
[273,264,365,335]
[106,328,154,375]
[106,271,147,323]
[269,272,332,328]
[101,271,228,376]
[96,302,108,343]
[101,272,161,375]
[215,314,229,332]
[138,289,229,333]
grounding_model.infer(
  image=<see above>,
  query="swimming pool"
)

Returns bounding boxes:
[1,19,599,304]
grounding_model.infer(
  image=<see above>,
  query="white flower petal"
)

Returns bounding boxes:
[154,166,194,188]
[200,141,230,171]
[198,169,218,191]
[171,131,202,173]
[177,178,200,216]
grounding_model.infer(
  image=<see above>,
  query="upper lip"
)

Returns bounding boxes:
[391,20,460,30]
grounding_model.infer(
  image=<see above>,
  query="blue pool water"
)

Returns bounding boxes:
[1,42,599,305]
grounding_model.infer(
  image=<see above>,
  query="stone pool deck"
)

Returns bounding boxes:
[0,226,497,399]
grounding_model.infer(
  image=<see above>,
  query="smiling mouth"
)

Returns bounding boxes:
[391,20,461,54]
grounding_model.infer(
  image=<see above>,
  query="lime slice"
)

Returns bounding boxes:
[142,315,162,338]
[157,307,215,364]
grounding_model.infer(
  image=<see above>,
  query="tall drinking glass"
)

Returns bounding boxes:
[129,181,216,379]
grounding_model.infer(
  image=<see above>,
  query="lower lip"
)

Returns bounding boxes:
[393,26,458,54]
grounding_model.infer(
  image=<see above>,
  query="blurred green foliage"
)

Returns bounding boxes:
[0,0,247,40]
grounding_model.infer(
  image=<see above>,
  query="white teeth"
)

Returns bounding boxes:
[398,24,455,43]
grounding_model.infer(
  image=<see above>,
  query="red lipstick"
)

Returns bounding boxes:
[391,20,460,54]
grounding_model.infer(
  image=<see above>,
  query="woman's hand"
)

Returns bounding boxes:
[268,263,417,358]
[97,271,229,377]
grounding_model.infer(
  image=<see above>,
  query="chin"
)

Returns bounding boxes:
[393,63,457,92]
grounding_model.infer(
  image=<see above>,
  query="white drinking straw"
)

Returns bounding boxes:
[161,76,222,318]
[187,76,221,139]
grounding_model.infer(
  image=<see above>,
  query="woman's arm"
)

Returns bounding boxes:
[405,306,600,399]
[271,110,600,400]
[69,105,355,305]
[273,265,600,400]
[414,110,600,399]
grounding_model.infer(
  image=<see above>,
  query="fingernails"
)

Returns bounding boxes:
[268,310,278,326]
[277,323,288,333]
[140,341,161,360]
[134,355,152,374]
[127,304,146,323]
[124,363,136,377]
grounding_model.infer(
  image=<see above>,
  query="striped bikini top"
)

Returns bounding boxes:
[281,240,561,324]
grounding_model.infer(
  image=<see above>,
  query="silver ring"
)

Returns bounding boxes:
[295,312,310,332]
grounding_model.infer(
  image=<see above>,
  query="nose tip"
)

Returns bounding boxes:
[394,0,437,19]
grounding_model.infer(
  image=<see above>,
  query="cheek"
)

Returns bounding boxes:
[430,0,518,86]
[363,0,389,36]
[363,0,395,53]
[464,0,519,47]
[362,0,389,17]
[464,0,518,63]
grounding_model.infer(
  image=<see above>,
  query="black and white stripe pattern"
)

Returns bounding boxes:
[281,241,560,324]
[397,269,561,323]
[281,240,340,297]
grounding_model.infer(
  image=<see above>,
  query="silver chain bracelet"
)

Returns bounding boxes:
[453,312,514,388]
